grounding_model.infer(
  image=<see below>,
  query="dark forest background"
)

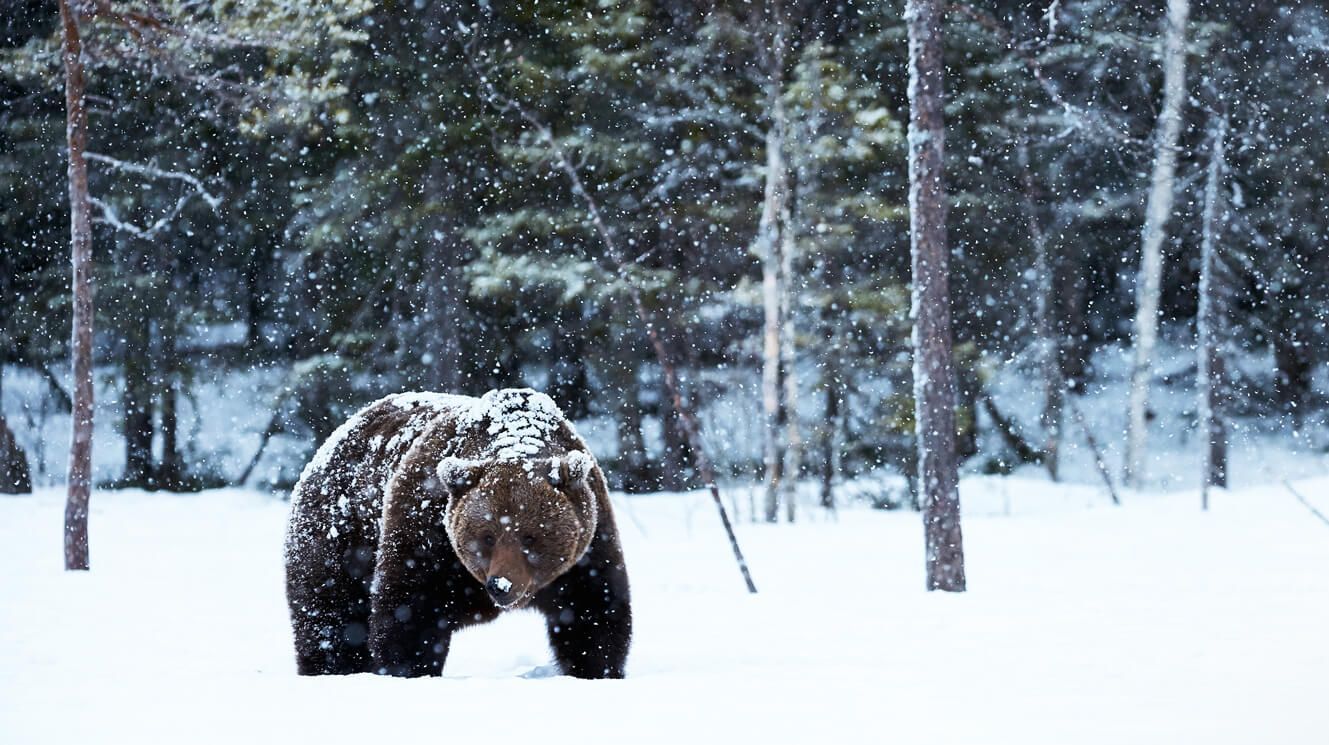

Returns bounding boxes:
[2,1,1326,499]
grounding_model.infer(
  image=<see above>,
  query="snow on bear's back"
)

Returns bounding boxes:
[292,391,476,499]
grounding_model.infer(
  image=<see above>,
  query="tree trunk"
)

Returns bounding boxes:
[1198,115,1228,508]
[1017,140,1062,480]
[0,413,33,494]
[157,315,183,490]
[906,0,965,592]
[760,89,791,524]
[660,376,692,492]
[1126,0,1189,488]
[819,371,838,511]
[123,312,153,486]
[60,0,93,571]
[779,197,800,523]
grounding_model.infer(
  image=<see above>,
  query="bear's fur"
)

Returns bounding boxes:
[285,389,631,678]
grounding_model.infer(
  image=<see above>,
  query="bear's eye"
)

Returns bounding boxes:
[521,534,536,549]
[482,535,496,549]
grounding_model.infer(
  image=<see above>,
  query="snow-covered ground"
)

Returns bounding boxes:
[3,476,1327,744]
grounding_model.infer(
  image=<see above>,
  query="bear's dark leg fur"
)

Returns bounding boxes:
[536,527,632,679]
[289,541,376,675]
[369,538,499,677]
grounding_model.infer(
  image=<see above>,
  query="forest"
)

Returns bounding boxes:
[1,1,1328,740]
[4,0,1324,501]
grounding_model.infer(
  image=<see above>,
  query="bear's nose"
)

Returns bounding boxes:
[486,576,514,604]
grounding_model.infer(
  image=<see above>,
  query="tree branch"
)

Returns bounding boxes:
[85,151,221,209]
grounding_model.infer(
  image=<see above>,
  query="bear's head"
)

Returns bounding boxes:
[437,451,598,609]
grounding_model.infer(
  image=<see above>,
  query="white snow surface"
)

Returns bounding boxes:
[3,476,1328,744]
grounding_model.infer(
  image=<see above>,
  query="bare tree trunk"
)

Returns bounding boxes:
[906,0,965,592]
[1126,0,1189,488]
[760,77,791,524]
[779,200,800,523]
[60,0,94,571]
[1017,139,1062,480]
[1198,114,1228,509]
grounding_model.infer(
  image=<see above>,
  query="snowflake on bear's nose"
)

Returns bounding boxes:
[461,388,567,462]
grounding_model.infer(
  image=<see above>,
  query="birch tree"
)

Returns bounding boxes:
[758,0,797,524]
[905,0,965,592]
[1126,0,1190,488]
[759,84,794,523]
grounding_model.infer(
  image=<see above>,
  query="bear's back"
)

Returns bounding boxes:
[286,393,472,560]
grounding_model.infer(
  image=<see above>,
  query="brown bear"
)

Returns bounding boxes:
[284,388,631,678]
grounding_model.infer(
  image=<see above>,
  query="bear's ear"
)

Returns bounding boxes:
[437,456,484,492]
[546,451,594,490]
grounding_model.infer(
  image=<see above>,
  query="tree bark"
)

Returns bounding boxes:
[779,195,800,523]
[760,65,791,524]
[906,0,965,592]
[1197,115,1228,508]
[60,0,94,570]
[123,311,153,486]
[1126,0,1189,488]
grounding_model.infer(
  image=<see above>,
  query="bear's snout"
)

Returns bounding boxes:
[484,538,534,608]
[486,576,514,604]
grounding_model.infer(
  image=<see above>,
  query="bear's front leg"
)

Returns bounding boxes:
[536,530,632,679]
[368,535,455,677]
[368,597,452,677]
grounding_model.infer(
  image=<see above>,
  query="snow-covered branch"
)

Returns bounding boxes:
[85,151,221,210]
[84,151,220,238]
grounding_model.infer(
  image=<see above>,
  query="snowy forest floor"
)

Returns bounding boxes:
[3,476,1328,744]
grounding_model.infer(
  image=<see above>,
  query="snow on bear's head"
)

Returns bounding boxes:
[437,451,597,609]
